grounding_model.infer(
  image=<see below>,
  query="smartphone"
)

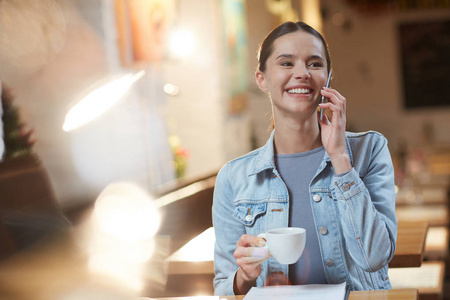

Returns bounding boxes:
[319,70,332,122]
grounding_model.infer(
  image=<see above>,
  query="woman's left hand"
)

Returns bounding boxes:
[318,87,351,175]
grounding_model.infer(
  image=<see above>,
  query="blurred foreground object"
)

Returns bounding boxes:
[0,182,170,299]
[77,182,167,295]
[0,155,70,259]
[1,83,35,159]
[0,82,69,259]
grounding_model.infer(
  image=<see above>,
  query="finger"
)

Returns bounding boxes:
[237,234,266,247]
[234,242,269,260]
[322,87,345,100]
[317,107,330,125]
[320,90,345,115]
[322,102,346,127]
[322,88,346,110]
[237,250,270,264]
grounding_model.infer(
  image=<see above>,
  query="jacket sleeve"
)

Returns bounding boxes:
[212,164,246,296]
[330,134,397,272]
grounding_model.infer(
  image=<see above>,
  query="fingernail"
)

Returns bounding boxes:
[257,238,267,247]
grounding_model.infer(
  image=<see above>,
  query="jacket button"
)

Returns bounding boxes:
[342,183,350,191]
[245,215,253,222]
[313,194,322,202]
[319,227,328,235]
[325,259,334,266]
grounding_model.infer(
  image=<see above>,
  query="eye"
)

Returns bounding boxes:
[308,61,324,68]
[280,61,293,67]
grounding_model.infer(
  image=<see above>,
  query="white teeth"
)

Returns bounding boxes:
[288,88,310,94]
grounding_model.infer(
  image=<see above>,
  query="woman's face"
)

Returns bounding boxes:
[256,31,328,121]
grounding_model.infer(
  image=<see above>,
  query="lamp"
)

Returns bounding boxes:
[62,70,145,132]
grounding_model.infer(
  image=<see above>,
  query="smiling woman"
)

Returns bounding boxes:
[256,22,331,131]
[212,21,397,296]
[255,30,329,130]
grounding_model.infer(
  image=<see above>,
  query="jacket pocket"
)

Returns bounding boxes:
[233,203,267,227]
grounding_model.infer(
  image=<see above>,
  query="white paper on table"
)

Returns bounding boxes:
[244,282,349,300]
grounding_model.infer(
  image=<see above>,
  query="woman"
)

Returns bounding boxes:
[212,21,397,295]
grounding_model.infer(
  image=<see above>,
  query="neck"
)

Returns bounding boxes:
[273,118,322,154]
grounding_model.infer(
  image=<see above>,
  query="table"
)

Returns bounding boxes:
[165,221,429,275]
[0,224,422,300]
[388,221,428,268]
[147,289,419,299]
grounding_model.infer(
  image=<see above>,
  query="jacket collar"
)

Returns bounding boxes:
[249,130,354,176]
[249,130,277,175]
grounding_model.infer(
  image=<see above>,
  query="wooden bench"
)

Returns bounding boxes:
[389,261,445,300]
[424,226,449,261]
[389,221,428,268]
[154,173,216,253]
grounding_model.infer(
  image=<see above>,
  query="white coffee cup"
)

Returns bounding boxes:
[258,227,306,264]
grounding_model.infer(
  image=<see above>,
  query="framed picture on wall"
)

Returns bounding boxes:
[114,0,174,68]
[398,18,450,109]
[221,0,249,114]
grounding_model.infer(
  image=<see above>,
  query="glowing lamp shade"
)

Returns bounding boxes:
[94,181,160,243]
[63,70,145,132]
[169,29,196,58]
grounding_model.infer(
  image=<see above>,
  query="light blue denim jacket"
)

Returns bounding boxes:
[212,130,397,295]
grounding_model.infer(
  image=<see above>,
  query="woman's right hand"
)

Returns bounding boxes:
[233,234,270,294]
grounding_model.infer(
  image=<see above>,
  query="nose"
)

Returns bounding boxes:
[293,65,310,80]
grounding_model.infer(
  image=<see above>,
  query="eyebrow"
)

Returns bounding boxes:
[275,54,294,60]
[275,54,325,61]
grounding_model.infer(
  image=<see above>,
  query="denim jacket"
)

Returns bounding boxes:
[212,130,397,296]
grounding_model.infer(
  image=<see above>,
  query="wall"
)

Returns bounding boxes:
[165,0,228,178]
[321,1,450,152]
[0,0,111,206]
[245,0,279,148]
[245,1,450,152]
[165,0,252,179]
[0,0,253,207]
[8,0,447,208]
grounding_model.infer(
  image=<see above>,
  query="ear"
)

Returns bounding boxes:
[255,70,268,93]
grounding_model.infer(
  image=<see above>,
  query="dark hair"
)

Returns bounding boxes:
[257,21,331,73]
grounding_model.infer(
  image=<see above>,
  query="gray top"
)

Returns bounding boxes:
[275,146,327,285]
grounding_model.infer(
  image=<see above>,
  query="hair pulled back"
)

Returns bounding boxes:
[257,21,331,73]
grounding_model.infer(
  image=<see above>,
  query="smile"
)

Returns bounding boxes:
[287,88,311,94]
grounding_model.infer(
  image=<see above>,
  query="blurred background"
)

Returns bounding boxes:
[0,0,449,299]
[1,0,449,208]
